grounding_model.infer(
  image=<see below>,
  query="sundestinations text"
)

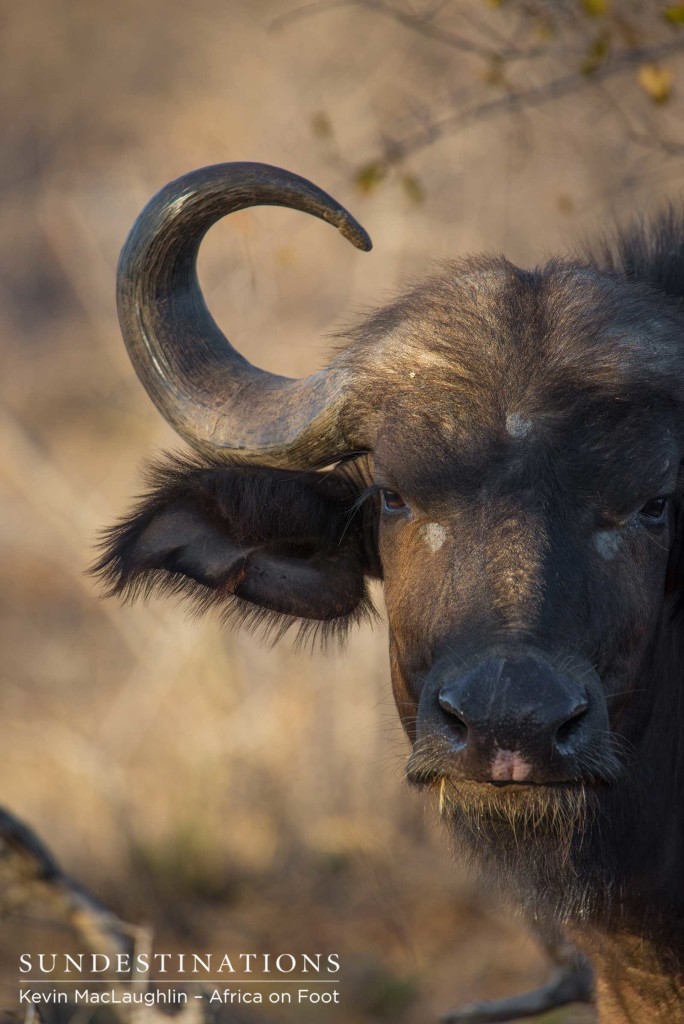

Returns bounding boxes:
[20,953,340,975]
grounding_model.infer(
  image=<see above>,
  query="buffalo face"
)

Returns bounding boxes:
[350,265,683,826]
[98,165,684,888]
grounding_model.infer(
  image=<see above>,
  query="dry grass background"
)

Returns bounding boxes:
[2,1,684,1020]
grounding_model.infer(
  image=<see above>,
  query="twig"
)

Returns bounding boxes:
[376,37,684,167]
[272,0,547,60]
[345,0,549,61]
[0,807,135,957]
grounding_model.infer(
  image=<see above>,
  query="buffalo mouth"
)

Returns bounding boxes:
[406,765,588,795]
[487,778,579,792]
[404,747,615,804]
[405,731,621,794]
[410,770,595,853]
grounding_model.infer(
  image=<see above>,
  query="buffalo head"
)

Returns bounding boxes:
[96,164,684,909]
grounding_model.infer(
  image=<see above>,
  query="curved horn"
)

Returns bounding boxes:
[117,162,372,466]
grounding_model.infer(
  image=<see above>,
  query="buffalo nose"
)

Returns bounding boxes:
[437,656,593,770]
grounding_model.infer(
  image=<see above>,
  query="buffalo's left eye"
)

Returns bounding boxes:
[381,489,407,514]
[639,497,669,522]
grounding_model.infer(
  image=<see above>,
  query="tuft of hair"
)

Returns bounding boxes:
[583,203,684,305]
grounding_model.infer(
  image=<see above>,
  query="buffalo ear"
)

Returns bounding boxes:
[92,458,379,644]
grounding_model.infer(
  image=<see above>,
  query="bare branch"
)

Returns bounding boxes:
[0,807,134,958]
[375,37,684,167]
[350,0,549,61]
[272,0,547,60]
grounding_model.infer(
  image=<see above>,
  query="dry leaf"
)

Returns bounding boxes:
[355,162,387,194]
[582,0,609,15]
[663,4,684,25]
[637,63,674,103]
[401,175,424,205]
[581,30,611,75]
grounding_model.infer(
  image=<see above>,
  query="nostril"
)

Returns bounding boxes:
[444,714,468,751]
[555,701,589,753]
[438,691,469,749]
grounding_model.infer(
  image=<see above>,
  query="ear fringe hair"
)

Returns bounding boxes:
[93,561,377,652]
[90,452,377,651]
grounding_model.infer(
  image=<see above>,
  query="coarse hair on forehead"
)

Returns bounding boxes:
[336,253,684,410]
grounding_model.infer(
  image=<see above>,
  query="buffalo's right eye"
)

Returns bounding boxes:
[381,490,407,514]
[639,496,669,523]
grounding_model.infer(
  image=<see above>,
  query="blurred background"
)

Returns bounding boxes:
[3,1,684,1020]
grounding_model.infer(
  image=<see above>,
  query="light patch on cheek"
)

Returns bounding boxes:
[422,522,447,553]
[594,530,621,560]
[506,412,532,438]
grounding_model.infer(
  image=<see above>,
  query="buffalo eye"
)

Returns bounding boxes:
[381,489,408,514]
[639,496,669,523]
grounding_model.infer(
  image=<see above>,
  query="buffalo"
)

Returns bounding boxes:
[95,163,684,1024]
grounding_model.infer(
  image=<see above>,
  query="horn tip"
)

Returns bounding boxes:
[340,220,373,252]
